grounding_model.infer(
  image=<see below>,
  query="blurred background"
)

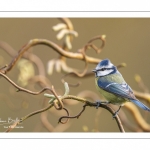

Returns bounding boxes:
[0,18,150,132]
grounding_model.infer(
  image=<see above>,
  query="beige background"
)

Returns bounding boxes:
[0,18,150,132]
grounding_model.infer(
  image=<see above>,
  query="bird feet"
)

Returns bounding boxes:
[112,106,122,118]
[95,100,101,109]
[95,100,110,109]
[112,111,118,118]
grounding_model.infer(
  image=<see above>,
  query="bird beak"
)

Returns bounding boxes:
[92,69,97,73]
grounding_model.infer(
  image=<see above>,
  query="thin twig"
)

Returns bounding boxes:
[6,93,125,132]
[58,104,88,123]
[0,71,64,110]
[61,50,88,86]
[58,107,70,124]
[57,99,125,132]
[84,35,106,53]
[5,103,54,132]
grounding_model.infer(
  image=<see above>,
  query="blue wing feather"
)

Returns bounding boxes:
[98,79,135,99]
[106,83,135,99]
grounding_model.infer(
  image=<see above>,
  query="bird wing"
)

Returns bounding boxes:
[98,79,150,111]
[98,79,135,99]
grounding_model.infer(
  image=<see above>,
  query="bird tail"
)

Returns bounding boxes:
[130,99,150,111]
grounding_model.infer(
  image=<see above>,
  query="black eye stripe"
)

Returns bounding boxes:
[101,68,106,71]
[97,68,112,71]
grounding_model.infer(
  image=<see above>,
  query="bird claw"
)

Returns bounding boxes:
[112,112,118,118]
[112,106,121,119]
[95,100,101,109]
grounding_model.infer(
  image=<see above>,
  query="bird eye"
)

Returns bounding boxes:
[101,68,106,71]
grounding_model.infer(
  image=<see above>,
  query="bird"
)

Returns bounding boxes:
[92,59,150,117]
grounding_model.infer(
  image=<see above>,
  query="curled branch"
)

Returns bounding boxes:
[61,36,105,85]
[124,103,150,131]
[0,41,45,76]
[5,80,124,132]
[58,104,87,123]
[58,107,70,124]
[60,62,127,80]
[0,71,63,110]
[57,99,125,132]
[83,35,106,53]
[44,82,125,132]
[0,39,101,74]
[61,50,88,86]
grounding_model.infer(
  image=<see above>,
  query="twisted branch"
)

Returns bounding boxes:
[44,83,125,132]
[0,41,45,76]
[5,80,125,132]
[1,39,101,74]
[0,71,64,110]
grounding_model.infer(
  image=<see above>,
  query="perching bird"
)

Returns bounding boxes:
[93,59,150,117]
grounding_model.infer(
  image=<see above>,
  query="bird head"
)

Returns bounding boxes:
[92,59,117,77]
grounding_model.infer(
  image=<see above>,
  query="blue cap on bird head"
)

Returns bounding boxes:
[93,59,117,77]
[97,59,112,69]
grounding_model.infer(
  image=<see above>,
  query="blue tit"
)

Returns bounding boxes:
[93,59,150,117]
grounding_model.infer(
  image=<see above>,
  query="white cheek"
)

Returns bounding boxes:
[97,70,113,76]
